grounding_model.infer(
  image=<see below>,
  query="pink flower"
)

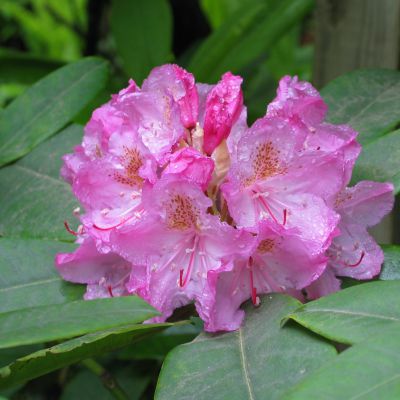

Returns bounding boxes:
[306,181,394,298]
[163,147,214,190]
[221,115,340,252]
[56,69,392,332]
[55,236,131,299]
[111,176,254,321]
[197,220,327,331]
[267,75,361,190]
[267,75,327,126]
[203,72,243,155]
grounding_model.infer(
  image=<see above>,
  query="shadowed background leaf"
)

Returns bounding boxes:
[0,57,108,166]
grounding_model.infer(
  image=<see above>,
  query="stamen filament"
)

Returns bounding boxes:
[64,221,78,236]
[248,257,259,306]
[258,196,287,226]
[179,236,199,288]
[93,208,144,231]
[179,269,184,287]
[344,251,365,267]
[93,215,134,231]
[181,244,196,287]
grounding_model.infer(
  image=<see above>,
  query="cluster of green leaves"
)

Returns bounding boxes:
[1,0,400,399]
[1,0,314,112]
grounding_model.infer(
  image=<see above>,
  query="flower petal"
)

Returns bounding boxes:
[55,237,131,286]
[335,181,394,227]
[267,75,327,126]
[203,72,243,155]
[142,64,199,129]
[328,221,384,280]
[163,147,214,190]
[305,267,341,300]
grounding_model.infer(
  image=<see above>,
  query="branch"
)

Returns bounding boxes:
[81,358,129,400]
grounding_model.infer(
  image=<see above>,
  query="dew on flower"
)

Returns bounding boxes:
[55,65,394,333]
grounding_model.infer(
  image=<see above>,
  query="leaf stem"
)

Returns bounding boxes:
[81,358,129,400]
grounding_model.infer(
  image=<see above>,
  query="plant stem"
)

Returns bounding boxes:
[81,358,129,400]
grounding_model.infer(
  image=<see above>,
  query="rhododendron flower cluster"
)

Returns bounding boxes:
[56,65,394,332]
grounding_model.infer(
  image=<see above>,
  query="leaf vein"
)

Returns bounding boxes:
[238,328,255,400]
[303,308,400,321]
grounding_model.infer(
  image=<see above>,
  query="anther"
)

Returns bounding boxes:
[64,221,78,236]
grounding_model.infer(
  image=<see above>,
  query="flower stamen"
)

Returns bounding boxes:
[258,196,287,226]
[180,247,196,288]
[93,208,144,231]
[343,251,365,267]
[179,269,184,287]
[248,257,260,306]
[64,221,78,236]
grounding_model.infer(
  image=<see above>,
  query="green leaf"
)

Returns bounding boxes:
[200,0,250,30]
[0,345,43,368]
[0,238,82,314]
[321,69,400,145]
[0,57,108,166]
[118,324,200,361]
[111,0,172,84]
[0,49,63,85]
[380,245,400,281]
[0,323,170,389]
[351,129,400,192]
[288,281,400,345]
[155,294,336,400]
[0,297,158,349]
[188,0,313,82]
[283,328,400,400]
[0,124,82,241]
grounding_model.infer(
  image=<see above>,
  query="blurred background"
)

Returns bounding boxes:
[1,0,399,122]
[0,0,315,123]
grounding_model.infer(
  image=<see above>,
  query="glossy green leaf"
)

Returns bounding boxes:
[188,0,313,82]
[155,294,336,400]
[111,0,172,84]
[0,57,108,166]
[0,297,158,349]
[0,124,82,241]
[321,69,400,145]
[283,328,400,400]
[380,245,400,281]
[288,281,400,344]
[0,323,170,389]
[351,129,400,192]
[0,49,63,85]
[0,238,82,314]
